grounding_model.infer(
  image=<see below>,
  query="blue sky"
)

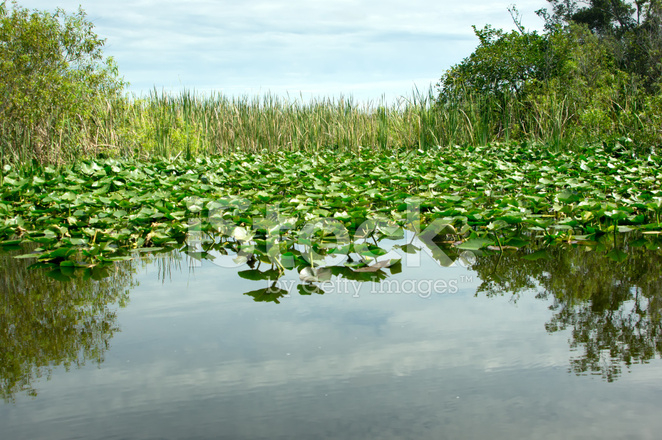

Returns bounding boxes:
[16,0,547,102]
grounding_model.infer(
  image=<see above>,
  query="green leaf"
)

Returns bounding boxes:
[606,248,628,262]
[504,237,529,248]
[238,269,282,281]
[458,237,493,250]
[243,287,288,303]
[104,256,134,261]
[521,250,551,261]
[46,269,72,282]
[394,244,420,254]
[298,284,325,295]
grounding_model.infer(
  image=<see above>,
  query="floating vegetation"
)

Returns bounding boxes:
[0,142,661,282]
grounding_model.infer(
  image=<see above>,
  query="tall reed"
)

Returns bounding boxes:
[0,85,655,164]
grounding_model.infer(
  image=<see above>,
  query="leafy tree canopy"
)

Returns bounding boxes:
[537,0,637,34]
[537,0,662,90]
[436,2,662,147]
[438,24,553,100]
[0,0,125,162]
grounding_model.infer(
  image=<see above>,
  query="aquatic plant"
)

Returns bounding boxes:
[0,142,660,282]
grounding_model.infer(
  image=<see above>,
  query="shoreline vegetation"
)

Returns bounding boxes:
[1,79,660,164]
[4,83,659,165]
[1,0,662,268]
[1,1,662,164]
[3,1,662,405]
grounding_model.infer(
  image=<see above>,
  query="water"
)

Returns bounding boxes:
[2,240,662,439]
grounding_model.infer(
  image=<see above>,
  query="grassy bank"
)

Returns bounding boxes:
[2,86,659,165]
[5,1,662,165]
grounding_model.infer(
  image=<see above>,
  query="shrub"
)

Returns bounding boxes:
[0,0,125,163]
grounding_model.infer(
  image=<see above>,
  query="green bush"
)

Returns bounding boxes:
[435,7,661,152]
[0,0,125,163]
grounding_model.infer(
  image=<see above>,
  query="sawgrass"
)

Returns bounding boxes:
[0,86,655,164]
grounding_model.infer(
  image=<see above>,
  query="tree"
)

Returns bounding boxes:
[436,3,662,147]
[573,0,635,34]
[538,0,662,91]
[434,22,563,142]
[0,1,125,162]
[538,0,636,35]
[435,16,628,142]
[438,25,554,100]
[625,1,662,91]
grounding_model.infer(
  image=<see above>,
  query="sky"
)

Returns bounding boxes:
[15,0,548,103]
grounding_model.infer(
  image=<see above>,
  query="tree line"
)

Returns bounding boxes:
[436,0,662,150]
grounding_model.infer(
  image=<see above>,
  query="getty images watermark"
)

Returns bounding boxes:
[273,277,462,299]
[184,197,477,271]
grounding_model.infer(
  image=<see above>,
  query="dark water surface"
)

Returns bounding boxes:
[2,239,662,440]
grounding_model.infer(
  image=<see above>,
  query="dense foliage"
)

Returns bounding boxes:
[437,1,662,150]
[1,142,661,273]
[0,0,125,163]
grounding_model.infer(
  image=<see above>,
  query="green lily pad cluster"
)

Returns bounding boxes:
[1,142,661,273]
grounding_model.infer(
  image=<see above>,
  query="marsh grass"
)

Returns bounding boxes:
[101,88,590,158]
[0,86,655,164]
[113,89,447,157]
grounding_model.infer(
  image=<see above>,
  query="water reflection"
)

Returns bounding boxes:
[0,247,136,402]
[471,243,662,381]
[1,232,662,405]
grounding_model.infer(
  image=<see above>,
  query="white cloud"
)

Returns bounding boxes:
[13,1,549,101]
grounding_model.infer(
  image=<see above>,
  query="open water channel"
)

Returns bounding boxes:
[2,234,662,439]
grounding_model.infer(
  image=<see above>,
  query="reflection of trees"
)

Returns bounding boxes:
[470,238,662,381]
[5,228,658,401]
[0,248,135,402]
